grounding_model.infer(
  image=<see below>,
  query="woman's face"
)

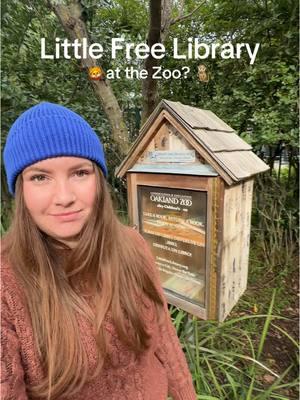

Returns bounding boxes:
[22,156,97,245]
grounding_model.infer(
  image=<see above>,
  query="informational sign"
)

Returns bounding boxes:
[138,186,207,306]
[147,150,196,163]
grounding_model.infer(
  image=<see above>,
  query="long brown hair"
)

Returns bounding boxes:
[2,166,164,399]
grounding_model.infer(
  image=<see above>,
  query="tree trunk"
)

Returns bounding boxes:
[141,0,203,123]
[48,0,130,155]
[161,0,173,43]
[141,0,162,124]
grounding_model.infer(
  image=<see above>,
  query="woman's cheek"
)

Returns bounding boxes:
[23,183,53,212]
[76,177,97,205]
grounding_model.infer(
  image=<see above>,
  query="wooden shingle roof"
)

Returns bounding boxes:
[116,100,269,184]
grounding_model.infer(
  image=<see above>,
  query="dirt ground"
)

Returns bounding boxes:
[259,271,299,398]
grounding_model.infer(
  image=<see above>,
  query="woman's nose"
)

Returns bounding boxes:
[53,180,76,206]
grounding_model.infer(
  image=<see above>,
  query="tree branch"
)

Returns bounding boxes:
[161,0,173,43]
[47,0,130,155]
[170,1,205,26]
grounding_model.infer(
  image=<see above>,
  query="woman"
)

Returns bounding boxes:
[1,102,197,400]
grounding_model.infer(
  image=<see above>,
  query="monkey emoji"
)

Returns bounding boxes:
[88,66,105,81]
[198,64,209,83]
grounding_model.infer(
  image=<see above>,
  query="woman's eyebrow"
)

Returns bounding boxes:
[68,162,94,171]
[23,163,94,175]
[23,167,51,174]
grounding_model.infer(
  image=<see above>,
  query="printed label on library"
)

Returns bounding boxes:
[138,186,207,306]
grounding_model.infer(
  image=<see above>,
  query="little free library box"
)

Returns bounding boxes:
[116,100,269,321]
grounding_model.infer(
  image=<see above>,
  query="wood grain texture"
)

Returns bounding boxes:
[218,179,254,321]
[206,178,220,320]
[163,100,234,132]
[192,129,252,152]
[214,151,269,180]
[132,172,210,191]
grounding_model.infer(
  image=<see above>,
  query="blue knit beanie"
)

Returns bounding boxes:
[3,102,108,195]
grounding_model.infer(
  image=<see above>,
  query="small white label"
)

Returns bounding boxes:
[148,150,195,163]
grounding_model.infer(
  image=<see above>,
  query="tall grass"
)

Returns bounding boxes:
[252,174,298,272]
[169,289,299,399]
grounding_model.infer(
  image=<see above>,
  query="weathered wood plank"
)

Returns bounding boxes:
[128,164,218,176]
[218,180,253,321]
[206,178,221,320]
[164,100,234,132]
[133,172,210,191]
[126,173,139,228]
[214,151,269,181]
[192,129,252,152]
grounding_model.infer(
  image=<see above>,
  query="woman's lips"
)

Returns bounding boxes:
[51,210,82,222]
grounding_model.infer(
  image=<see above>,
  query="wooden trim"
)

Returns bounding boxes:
[162,111,234,185]
[126,174,133,225]
[133,173,210,191]
[116,113,166,178]
[165,291,207,320]
[128,172,211,319]
[216,179,225,321]
[206,177,220,320]
[203,181,211,317]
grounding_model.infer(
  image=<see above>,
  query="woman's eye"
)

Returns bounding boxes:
[74,169,89,177]
[30,174,47,182]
